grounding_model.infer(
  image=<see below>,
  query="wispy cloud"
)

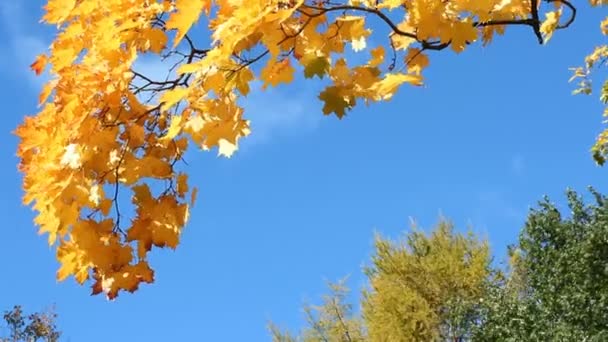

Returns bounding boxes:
[130,57,322,150]
[0,2,49,89]
[510,154,525,176]
[239,81,322,150]
[476,189,525,222]
[0,2,323,149]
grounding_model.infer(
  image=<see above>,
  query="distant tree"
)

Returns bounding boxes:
[0,305,60,342]
[270,280,366,342]
[473,189,608,341]
[270,219,493,341]
[362,221,493,341]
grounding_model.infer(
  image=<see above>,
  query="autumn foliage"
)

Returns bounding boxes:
[16,0,588,298]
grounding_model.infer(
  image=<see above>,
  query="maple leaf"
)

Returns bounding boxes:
[42,0,76,25]
[449,21,479,53]
[319,86,352,118]
[390,22,416,51]
[371,73,423,100]
[38,80,57,105]
[59,144,82,169]
[176,173,189,198]
[233,68,255,95]
[160,87,189,111]
[160,115,184,142]
[378,0,404,9]
[139,28,168,53]
[30,55,49,75]
[139,156,173,179]
[404,48,430,75]
[540,9,563,43]
[304,56,331,79]
[351,36,367,52]
[166,0,209,47]
[369,47,385,68]
[260,59,295,88]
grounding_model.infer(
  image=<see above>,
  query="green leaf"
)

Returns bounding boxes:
[303,56,330,79]
[318,86,351,118]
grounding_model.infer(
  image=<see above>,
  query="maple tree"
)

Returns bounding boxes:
[571,3,608,165]
[17,0,588,298]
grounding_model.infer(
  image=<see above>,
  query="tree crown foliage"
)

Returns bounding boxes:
[1,305,60,342]
[275,190,608,341]
[272,219,492,341]
[19,0,606,298]
[475,188,608,341]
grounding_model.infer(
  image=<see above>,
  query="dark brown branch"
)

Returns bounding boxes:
[129,0,579,118]
[549,0,576,29]
[111,139,129,236]
[300,4,419,40]
[530,0,544,44]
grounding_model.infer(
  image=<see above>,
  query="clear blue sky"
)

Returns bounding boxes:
[1,2,607,341]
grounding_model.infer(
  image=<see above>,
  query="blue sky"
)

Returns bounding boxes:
[1,2,607,341]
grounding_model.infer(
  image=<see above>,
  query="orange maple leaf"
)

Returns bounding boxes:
[30,54,48,76]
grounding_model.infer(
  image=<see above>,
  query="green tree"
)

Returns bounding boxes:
[474,189,608,341]
[0,305,60,342]
[271,219,493,341]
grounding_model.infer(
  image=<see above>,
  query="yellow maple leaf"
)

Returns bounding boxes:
[260,59,295,88]
[139,28,168,53]
[601,17,608,35]
[159,87,189,111]
[390,22,416,51]
[540,9,562,43]
[132,184,154,206]
[371,73,423,100]
[42,0,76,25]
[176,173,189,197]
[404,48,430,75]
[166,0,209,47]
[448,21,478,53]
[159,115,184,142]
[140,156,173,179]
[369,47,385,67]
[38,80,57,105]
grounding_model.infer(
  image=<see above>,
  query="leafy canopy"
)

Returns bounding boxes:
[362,222,492,341]
[274,190,608,341]
[1,305,60,342]
[474,189,608,341]
[271,219,493,341]
[18,0,586,298]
